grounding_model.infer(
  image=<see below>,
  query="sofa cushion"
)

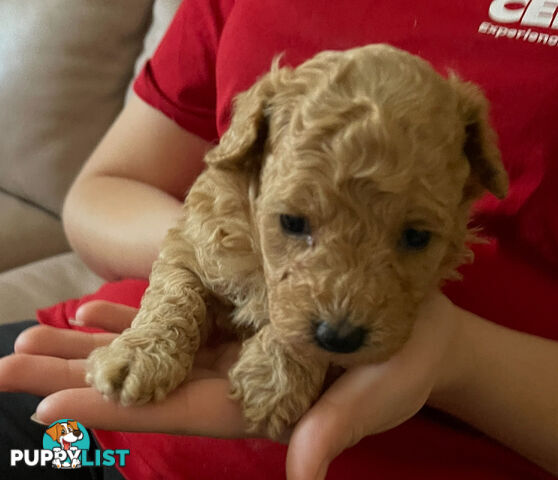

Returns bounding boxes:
[0,0,186,321]
[0,0,154,216]
[0,191,69,271]
[0,252,104,323]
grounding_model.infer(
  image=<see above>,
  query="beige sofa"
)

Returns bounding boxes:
[0,0,181,322]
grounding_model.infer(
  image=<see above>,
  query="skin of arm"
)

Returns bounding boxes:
[428,306,558,475]
[62,93,211,281]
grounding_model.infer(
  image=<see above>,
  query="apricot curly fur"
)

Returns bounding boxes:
[87,44,508,439]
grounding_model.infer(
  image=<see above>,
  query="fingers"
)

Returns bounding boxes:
[36,378,248,438]
[72,301,137,333]
[15,316,239,371]
[64,300,240,369]
[14,325,116,359]
[287,395,356,480]
[286,366,388,480]
[0,354,88,396]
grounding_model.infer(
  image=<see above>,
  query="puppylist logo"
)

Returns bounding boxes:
[479,0,558,46]
[10,419,129,469]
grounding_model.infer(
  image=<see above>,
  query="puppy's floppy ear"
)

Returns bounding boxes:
[205,68,281,171]
[450,74,509,201]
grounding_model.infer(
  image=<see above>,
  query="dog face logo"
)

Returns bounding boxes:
[43,419,89,469]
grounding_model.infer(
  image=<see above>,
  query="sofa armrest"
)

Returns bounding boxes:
[0,253,104,323]
[0,191,69,272]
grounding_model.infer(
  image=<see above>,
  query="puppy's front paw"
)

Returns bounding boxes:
[86,330,193,406]
[229,329,326,440]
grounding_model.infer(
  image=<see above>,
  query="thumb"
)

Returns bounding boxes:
[286,397,358,480]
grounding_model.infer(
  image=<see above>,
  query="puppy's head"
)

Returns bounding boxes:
[207,44,507,364]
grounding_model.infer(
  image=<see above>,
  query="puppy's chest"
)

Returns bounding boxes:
[202,256,269,332]
[184,169,269,331]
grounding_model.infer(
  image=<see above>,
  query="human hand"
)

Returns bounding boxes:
[285,291,464,480]
[0,301,248,437]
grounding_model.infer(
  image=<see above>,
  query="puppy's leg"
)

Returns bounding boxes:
[229,325,328,440]
[87,258,208,406]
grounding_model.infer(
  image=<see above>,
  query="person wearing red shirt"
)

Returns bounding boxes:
[1,1,557,479]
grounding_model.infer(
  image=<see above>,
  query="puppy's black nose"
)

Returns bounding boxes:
[314,320,366,353]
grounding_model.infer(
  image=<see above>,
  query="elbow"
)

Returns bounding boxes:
[61,177,118,282]
[61,179,82,252]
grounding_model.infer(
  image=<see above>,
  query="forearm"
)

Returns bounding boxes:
[429,308,558,475]
[61,95,210,281]
[63,175,183,280]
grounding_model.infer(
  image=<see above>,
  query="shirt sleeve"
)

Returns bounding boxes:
[133,0,233,142]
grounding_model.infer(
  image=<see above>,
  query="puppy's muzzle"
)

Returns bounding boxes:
[313,319,367,353]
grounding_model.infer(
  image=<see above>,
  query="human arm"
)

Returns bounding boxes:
[427,307,558,476]
[62,93,211,281]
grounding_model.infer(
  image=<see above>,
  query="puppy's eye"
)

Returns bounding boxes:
[400,228,431,250]
[280,214,310,236]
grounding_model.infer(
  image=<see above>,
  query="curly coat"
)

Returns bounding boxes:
[87,44,508,439]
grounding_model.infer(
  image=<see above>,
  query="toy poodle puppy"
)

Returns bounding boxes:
[87,44,508,439]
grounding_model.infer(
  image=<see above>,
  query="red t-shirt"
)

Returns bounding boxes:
[38,1,558,478]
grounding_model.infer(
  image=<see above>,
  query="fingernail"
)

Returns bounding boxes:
[71,306,85,325]
[30,412,48,426]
